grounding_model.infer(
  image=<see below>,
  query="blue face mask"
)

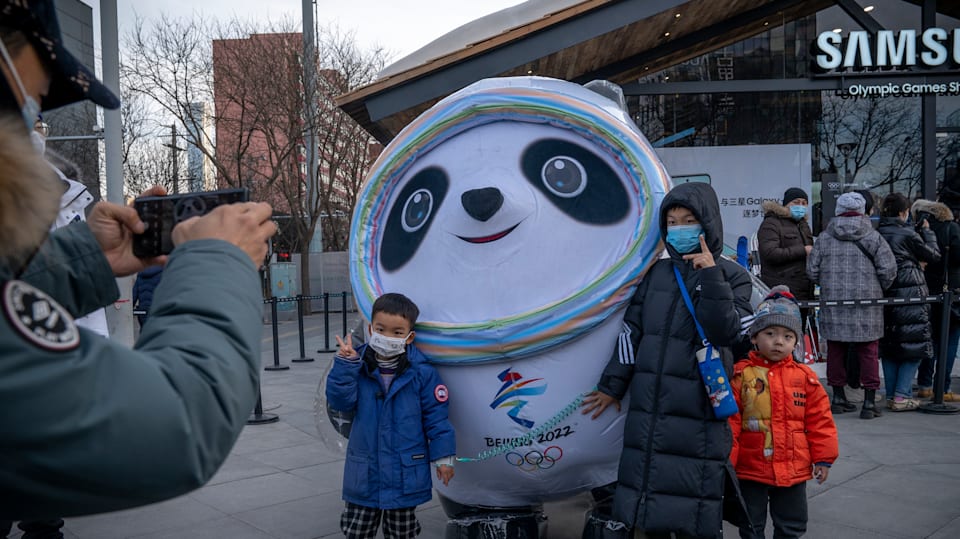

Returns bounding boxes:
[666,224,703,254]
[789,205,807,220]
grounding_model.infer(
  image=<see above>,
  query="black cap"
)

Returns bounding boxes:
[782,187,808,206]
[1,0,120,110]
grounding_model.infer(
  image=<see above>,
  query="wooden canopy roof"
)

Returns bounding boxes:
[336,0,954,144]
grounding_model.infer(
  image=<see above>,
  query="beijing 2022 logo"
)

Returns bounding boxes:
[489,367,547,428]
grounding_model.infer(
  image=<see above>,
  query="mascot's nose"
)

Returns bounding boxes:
[461,187,504,222]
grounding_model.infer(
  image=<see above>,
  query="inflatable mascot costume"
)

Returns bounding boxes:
[332,76,670,538]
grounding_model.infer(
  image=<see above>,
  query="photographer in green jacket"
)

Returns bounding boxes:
[0,0,276,521]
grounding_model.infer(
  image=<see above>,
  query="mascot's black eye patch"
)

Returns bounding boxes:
[521,139,628,224]
[381,167,449,271]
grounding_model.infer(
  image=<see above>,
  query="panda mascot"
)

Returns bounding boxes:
[337,76,670,538]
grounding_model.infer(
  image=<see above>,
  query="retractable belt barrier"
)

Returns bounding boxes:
[260,292,353,368]
[799,291,958,414]
[795,295,943,308]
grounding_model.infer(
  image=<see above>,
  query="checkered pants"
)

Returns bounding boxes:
[340,502,421,538]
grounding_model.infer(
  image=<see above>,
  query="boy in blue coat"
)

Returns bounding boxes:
[326,293,456,538]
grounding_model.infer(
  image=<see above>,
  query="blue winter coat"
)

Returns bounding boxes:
[326,343,456,509]
[132,265,163,312]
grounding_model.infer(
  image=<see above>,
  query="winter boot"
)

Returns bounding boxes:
[860,389,882,419]
[831,386,857,413]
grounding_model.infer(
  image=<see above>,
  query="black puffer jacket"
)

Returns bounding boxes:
[912,200,960,294]
[877,217,940,362]
[597,182,753,538]
[756,201,814,299]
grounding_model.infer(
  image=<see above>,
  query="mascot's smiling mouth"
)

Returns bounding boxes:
[456,223,521,244]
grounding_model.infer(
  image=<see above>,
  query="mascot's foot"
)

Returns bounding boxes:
[439,495,546,539]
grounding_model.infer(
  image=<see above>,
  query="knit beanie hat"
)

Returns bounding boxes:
[782,187,808,206]
[749,285,802,339]
[835,192,866,216]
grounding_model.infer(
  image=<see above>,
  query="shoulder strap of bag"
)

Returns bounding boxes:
[853,239,875,265]
[673,265,708,346]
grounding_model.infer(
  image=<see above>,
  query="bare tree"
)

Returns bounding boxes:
[312,25,388,252]
[818,92,919,190]
[122,15,388,295]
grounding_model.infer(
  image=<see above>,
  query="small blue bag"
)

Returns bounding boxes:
[674,266,739,419]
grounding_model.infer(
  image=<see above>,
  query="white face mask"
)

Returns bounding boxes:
[0,39,41,131]
[367,328,410,358]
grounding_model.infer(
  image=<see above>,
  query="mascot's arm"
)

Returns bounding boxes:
[419,366,456,460]
[696,262,753,347]
[597,276,649,399]
[325,355,362,412]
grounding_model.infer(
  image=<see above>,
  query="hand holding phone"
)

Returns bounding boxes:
[170,201,276,266]
[132,188,250,258]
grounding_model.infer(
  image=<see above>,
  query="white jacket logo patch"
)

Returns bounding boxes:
[3,280,80,351]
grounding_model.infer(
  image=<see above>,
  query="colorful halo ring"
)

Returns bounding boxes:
[350,77,669,364]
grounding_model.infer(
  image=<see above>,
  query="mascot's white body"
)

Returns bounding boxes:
[348,77,670,507]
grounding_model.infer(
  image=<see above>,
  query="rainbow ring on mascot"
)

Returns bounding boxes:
[349,76,669,364]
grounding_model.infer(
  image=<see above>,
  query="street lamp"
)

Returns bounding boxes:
[837,142,857,188]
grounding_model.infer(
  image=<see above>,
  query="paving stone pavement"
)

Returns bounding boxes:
[10,313,960,539]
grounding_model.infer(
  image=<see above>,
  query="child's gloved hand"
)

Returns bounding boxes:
[813,464,830,484]
[436,464,454,486]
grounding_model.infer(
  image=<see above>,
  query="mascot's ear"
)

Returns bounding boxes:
[583,80,628,114]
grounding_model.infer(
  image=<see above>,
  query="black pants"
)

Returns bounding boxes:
[1,520,64,539]
[738,480,807,539]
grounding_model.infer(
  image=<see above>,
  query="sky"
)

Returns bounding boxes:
[80,0,527,64]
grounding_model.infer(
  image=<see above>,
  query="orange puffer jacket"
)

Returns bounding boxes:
[729,351,839,487]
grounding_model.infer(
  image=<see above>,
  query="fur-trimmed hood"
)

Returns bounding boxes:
[0,114,61,271]
[762,200,792,219]
[912,199,955,223]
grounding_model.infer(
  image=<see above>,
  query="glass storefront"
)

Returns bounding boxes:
[629,0,960,233]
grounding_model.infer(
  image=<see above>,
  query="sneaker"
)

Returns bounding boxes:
[943,392,959,402]
[886,399,894,410]
[889,399,920,412]
[917,387,933,399]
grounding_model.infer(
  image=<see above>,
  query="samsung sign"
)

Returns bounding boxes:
[814,28,960,71]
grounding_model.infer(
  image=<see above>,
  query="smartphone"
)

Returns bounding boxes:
[132,188,249,258]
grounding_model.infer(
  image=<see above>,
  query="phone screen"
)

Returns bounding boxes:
[132,188,249,258]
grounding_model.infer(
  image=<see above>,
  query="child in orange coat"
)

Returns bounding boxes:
[730,285,839,539]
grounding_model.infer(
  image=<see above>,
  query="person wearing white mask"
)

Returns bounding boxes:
[326,292,456,539]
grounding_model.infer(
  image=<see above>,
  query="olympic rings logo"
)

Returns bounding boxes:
[505,446,563,471]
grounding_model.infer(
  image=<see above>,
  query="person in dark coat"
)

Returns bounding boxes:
[757,187,814,301]
[877,194,940,411]
[582,182,754,539]
[911,198,960,401]
[132,265,163,328]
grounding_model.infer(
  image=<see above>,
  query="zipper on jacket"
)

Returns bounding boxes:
[639,270,681,519]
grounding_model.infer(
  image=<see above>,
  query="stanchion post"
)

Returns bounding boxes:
[247,379,279,425]
[265,297,290,371]
[341,291,348,339]
[318,292,336,353]
[292,295,314,363]
[920,290,958,414]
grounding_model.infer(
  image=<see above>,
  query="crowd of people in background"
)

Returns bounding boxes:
[757,184,960,419]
